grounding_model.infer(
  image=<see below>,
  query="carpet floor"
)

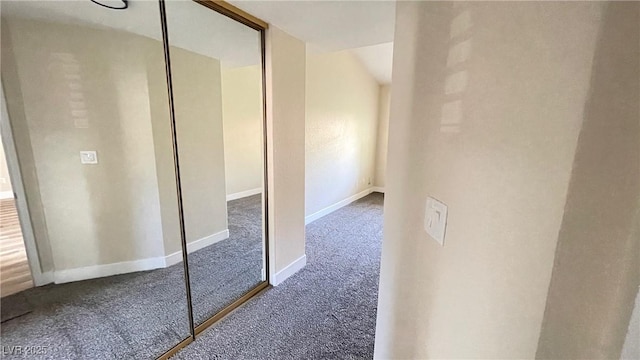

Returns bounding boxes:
[175,192,384,360]
[0,195,264,359]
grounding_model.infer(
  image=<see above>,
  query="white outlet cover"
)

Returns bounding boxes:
[424,196,448,246]
[80,151,98,164]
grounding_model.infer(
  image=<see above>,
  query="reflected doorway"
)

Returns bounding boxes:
[0,130,32,297]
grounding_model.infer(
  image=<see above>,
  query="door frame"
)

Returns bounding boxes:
[0,83,48,286]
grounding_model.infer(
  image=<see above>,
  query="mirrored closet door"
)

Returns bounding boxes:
[0,1,191,358]
[163,0,269,331]
[0,0,269,358]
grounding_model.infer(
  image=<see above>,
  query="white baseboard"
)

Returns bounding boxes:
[165,229,230,267]
[187,229,230,253]
[164,250,184,268]
[36,271,54,286]
[371,187,385,193]
[272,254,306,286]
[54,256,167,284]
[305,188,374,225]
[0,191,14,199]
[54,229,230,283]
[227,188,262,201]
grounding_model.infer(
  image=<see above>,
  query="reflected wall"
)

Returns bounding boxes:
[164,0,266,328]
[0,0,270,358]
[0,1,191,358]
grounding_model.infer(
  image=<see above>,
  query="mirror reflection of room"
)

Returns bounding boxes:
[0,1,191,358]
[164,0,266,328]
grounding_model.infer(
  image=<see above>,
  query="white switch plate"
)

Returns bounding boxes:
[80,151,98,164]
[425,196,448,246]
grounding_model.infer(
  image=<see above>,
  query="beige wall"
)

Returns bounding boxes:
[0,136,13,194]
[537,3,640,358]
[266,26,306,277]
[1,16,228,273]
[305,50,379,215]
[2,17,166,271]
[148,45,229,256]
[171,46,228,245]
[221,65,264,197]
[374,85,390,188]
[1,19,55,273]
[375,1,612,358]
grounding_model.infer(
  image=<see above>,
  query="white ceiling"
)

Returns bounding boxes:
[1,0,395,81]
[1,0,261,68]
[229,0,396,83]
[351,41,393,84]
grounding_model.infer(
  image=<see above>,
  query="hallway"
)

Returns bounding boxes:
[176,193,384,359]
[0,198,32,297]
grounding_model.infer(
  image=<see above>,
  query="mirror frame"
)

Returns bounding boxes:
[156,1,270,358]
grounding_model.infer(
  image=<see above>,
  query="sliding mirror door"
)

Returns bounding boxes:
[163,1,267,329]
[0,1,191,358]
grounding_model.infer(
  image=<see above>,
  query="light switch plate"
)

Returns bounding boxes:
[425,196,448,246]
[80,151,98,164]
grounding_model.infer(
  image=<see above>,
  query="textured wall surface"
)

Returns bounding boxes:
[266,26,306,275]
[536,3,640,358]
[374,85,390,188]
[221,65,264,197]
[305,50,379,216]
[375,2,609,358]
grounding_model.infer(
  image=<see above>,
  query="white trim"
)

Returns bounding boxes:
[54,257,167,284]
[272,254,306,286]
[186,229,229,253]
[227,188,262,201]
[1,85,49,286]
[305,188,374,225]
[55,229,230,282]
[164,250,184,268]
[0,191,14,199]
[163,229,230,267]
[371,187,385,193]
[39,271,54,285]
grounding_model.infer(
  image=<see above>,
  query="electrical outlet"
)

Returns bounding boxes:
[80,151,98,164]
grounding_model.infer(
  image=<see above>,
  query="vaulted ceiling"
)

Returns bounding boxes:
[1,0,396,83]
[229,0,396,84]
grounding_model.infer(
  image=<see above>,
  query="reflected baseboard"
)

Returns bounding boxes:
[226,188,262,201]
[272,254,306,286]
[51,229,230,284]
[53,257,169,284]
[165,229,230,267]
[38,271,54,286]
[371,187,385,193]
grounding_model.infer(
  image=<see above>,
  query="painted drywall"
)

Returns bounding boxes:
[374,84,390,188]
[147,44,229,257]
[536,3,640,358]
[171,46,228,248]
[374,2,607,358]
[1,16,229,274]
[1,19,55,273]
[221,65,264,198]
[266,26,306,279]
[0,135,13,195]
[305,50,379,216]
[1,17,166,271]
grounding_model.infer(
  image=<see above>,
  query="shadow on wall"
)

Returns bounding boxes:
[536,2,640,359]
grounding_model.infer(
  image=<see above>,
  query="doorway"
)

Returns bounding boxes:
[0,131,32,297]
